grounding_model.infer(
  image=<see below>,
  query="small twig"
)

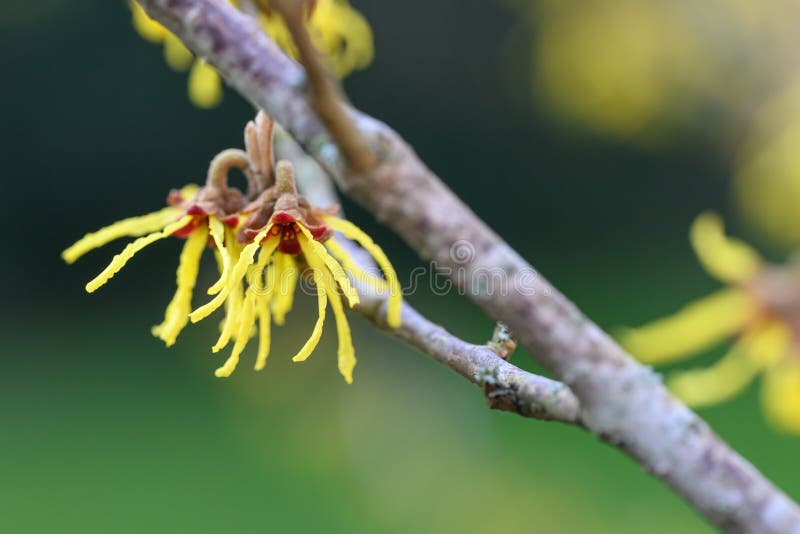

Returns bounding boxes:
[274,128,581,424]
[488,322,516,360]
[272,0,376,173]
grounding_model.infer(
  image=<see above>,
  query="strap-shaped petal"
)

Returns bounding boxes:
[762,357,800,434]
[270,252,298,325]
[669,320,790,408]
[668,338,757,408]
[296,225,359,307]
[293,237,329,362]
[63,207,182,264]
[325,216,401,327]
[207,217,232,295]
[190,227,275,323]
[690,212,762,283]
[85,215,193,293]
[619,288,754,365]
[215,290,258,378]
[254,265,278,371]
[152,224,209,346]
[254,293,273,371]
[325,238,389,292]
[212,275,244,353]
[324,269,356,384]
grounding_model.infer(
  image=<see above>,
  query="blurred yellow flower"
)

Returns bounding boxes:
[515,0,800,249]
[529,0,715,141]
[620,212,800,433]
[130,0,373,108]
[734,79,800,249]
[63,112,401,382]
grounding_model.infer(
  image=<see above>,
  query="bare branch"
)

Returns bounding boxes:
[274,128,582,425]
[136,1,800,532]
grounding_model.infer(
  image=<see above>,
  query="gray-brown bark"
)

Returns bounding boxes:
[137,1,800,531]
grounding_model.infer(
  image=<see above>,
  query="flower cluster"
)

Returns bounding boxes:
[63,112,401,382]
[131,0,374,108]
[620,213,800,433]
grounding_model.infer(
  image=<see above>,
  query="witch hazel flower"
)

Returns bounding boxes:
[64,112,401,382]
[621,213,800,433]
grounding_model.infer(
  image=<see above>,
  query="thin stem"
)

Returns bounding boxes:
[206,148,254,193]
[272,0,376,173]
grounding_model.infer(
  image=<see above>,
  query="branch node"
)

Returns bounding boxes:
[488,322,516,361]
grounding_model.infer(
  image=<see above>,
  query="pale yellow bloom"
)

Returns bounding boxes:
[65,113,402,383]
[735,78,800,249]
[620,212,800,433]
[62,184,243,348]
[201,208,402,383]
[529,0,715,141]
[130,0,374,108]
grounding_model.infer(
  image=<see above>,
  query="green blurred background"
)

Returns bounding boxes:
[2,1,797,532]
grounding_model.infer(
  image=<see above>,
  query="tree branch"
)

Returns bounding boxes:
[275,129,582,425]
[137,1,800,531]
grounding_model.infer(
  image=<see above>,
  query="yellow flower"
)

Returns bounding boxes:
[619,212,800,433]
[64,112,401,382]
[130,0,374,108]
[192,159,402,382]
[62,178,247,348]
[734,78,800,249]
[528,0,715,142]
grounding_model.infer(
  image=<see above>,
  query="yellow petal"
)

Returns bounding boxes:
[207,217,231,295]
[668,339,758,408]
[152,224,209,346]
[254,265,277,371]
[742,320,791,368]
[762,358,800,434]
[190,228,275,323]
[188,60,223,109]
[209,236,276,353]
[293,238,329,362]
[690,212,762,284]
[308,0,374,76]
[85,216,193,293]
[62,207,182,264]
[177,183,201,199]
[325,216,401,327]
[325,238,389,293]
[163,33,194,71]
[325,270,356,384]
[255,297,271,371]
[130,1,167,43]
[215,290,258,378]
[254,293,272,371]
[270,252,298,325]
[296,227,360,307]
[259,11,299,59]
[667,323,785,408]
[619,288,754,365]
[212,272,244,353]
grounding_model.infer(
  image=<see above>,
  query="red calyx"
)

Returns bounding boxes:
[167,188,185,206]
[172,218,200,238]
[186,204,206,216]
[221,214,239,228]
